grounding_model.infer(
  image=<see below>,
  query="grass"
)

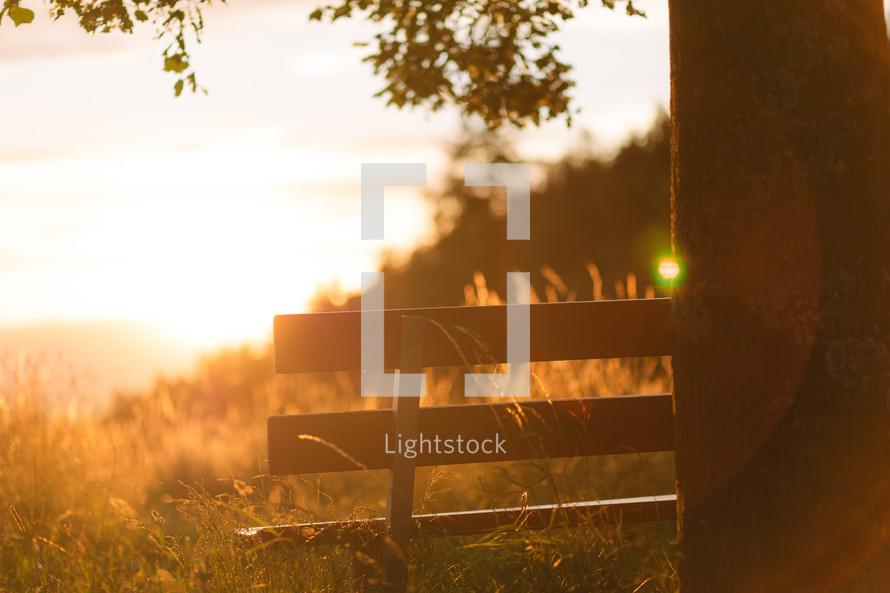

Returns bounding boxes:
[0,267,676,592]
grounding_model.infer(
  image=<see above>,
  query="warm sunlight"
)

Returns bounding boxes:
[0,1,697,591]
[0,0,669,396]
[4,0,887,590]
[657,258,681,282]
[0,144,437,348]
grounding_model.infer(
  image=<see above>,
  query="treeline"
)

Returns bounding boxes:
[110,112,671,426]
[312,110,671,312]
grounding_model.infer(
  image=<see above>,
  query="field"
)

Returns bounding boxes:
[0,272,677,592]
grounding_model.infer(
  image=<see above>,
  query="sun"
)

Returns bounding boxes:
[657,258,681,282]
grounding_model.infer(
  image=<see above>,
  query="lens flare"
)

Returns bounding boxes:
[658,259,681,281]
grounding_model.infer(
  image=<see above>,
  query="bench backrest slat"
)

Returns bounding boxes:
[273,298,671,374]
[267,393,674,474]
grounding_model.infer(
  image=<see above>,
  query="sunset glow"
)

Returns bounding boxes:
[0,146,437,347]
[658,259,681,281]
[0,0,669,385]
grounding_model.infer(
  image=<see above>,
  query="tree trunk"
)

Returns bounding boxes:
[669,2,890,591]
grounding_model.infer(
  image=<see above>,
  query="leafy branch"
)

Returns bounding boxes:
[0,0,222,96]
[310,0,644,128]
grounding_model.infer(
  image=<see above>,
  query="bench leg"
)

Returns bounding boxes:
[382,315,425,592]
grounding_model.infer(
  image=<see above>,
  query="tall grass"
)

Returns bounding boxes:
[0,267,676,592]
[0,354,189,592]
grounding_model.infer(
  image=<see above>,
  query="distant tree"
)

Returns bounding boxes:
[525,110,669,296]
[311,113,670,311]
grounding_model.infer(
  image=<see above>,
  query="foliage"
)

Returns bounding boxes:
[0,0,220,96]
[309,0,644,128]
[312,111,671,313]
[0,0,646,123]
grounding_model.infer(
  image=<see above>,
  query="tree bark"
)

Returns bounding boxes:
[669,2,890,591]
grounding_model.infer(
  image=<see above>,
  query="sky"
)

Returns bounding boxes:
[0,0,669,359]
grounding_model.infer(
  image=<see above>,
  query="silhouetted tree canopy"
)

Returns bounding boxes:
[312,111,670,312]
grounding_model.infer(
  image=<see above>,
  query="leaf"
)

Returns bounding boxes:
[174,79,184,96]
[8,6,34,27]
[164,54,189,73]
[134,10,148,22]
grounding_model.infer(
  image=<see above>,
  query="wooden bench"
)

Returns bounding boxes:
[242,298,675,591]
